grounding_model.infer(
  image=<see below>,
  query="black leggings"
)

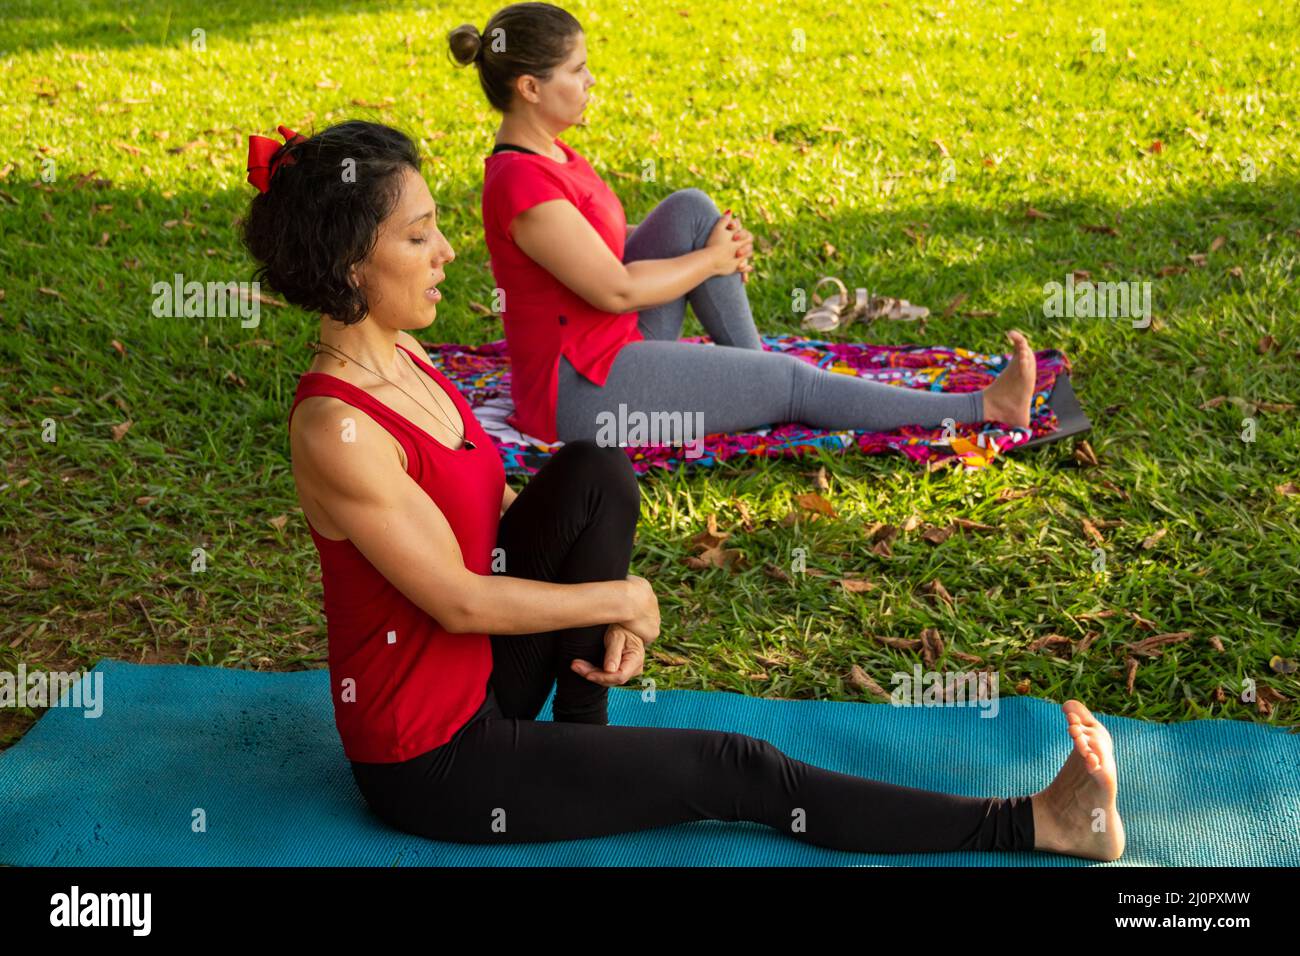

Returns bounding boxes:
[349,441,1036,854]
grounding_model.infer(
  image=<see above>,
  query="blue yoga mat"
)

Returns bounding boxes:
[1,659,1295,866]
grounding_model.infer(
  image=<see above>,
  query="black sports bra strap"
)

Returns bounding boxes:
[491,143,539,156]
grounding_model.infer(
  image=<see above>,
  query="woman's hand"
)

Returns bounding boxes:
[571,622,645,686]
[705,210,754,279]
[727,216,756,285]
[619,573,660,646]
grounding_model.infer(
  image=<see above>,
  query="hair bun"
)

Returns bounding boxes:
[447,23,484,68]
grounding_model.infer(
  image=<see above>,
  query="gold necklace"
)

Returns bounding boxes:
[309,340,475,451]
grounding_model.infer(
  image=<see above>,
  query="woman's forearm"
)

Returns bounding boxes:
[452,573,632,636]
[615,248,718,313]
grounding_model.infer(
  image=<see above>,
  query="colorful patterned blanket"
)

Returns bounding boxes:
[423,335,1073,476]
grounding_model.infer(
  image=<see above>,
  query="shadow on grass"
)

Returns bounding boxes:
[3,160,1296,428]
[0,0,426,54]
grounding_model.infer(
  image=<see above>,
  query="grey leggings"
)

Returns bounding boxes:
[555,188,983,442]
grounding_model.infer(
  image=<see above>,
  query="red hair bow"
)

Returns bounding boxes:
[246,125,303,193]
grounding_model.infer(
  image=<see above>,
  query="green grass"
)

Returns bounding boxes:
[2,0,1298,749]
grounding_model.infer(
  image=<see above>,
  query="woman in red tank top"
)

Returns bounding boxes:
[240,115,1123,862]
[456,7,1045,449]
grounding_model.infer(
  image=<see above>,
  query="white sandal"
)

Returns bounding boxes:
[801,276,929,333]
[801,277,861,333]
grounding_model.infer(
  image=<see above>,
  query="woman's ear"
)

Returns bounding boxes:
[516,73,541,105]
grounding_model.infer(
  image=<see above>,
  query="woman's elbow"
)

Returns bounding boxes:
[593,270,635,313]
[599,286,634,314]
[436,575,484,634]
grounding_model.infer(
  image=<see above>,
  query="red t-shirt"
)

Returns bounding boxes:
[482,138,644,443]
[287,344,502,763]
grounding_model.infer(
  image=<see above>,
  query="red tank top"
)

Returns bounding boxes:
[287,343,502,763]
[481,138,644,442]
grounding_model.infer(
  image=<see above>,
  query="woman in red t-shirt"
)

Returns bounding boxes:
[245,111,1121,859]
[462,8,1043,449]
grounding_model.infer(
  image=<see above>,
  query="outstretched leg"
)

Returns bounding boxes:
[558,327,1041,440]
[355,700,1039,854]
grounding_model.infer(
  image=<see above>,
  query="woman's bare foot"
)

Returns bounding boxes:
[980,330,1037,429]
[1031,700,1126,861]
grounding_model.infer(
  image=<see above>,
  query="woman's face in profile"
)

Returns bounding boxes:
[536,30,595,126]
[352,166,455,331]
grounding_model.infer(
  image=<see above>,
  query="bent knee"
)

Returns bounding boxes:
[555,439,640,512]
[667,186,720,219]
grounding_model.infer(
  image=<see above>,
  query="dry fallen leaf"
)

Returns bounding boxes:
[1073,440,1100,467]
[1128,611,1159,631]
[691,513,730,550]
[652,650,689,666]
[869,523,899,545]
[1209,235,1226,252]
[839,577,877,593]
[919,627,944,668]
[1209,635,1226,653]
[268,514,289,531]
[952,517,996,533]
[1098,479,1131,501]
[684,545,745,571]
[1128,631,1192,657]
[872,634,922,650]
[794,492,835,517]
[1028,633,1073,654]
[994,487,1036,502]
[805,465,830,492]
[763,562,791,582]
[848,665,891,701]
[1081,518,1105,546]
[920,579,954,608]
[1275,482,1299,497]
[1141,528,1168,550]
[921,524,954,545]
[1125,657,1138,695]
[110,420,132,441]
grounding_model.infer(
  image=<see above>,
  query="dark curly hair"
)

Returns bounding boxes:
[241,120,421,326]
[448,2,583,113]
